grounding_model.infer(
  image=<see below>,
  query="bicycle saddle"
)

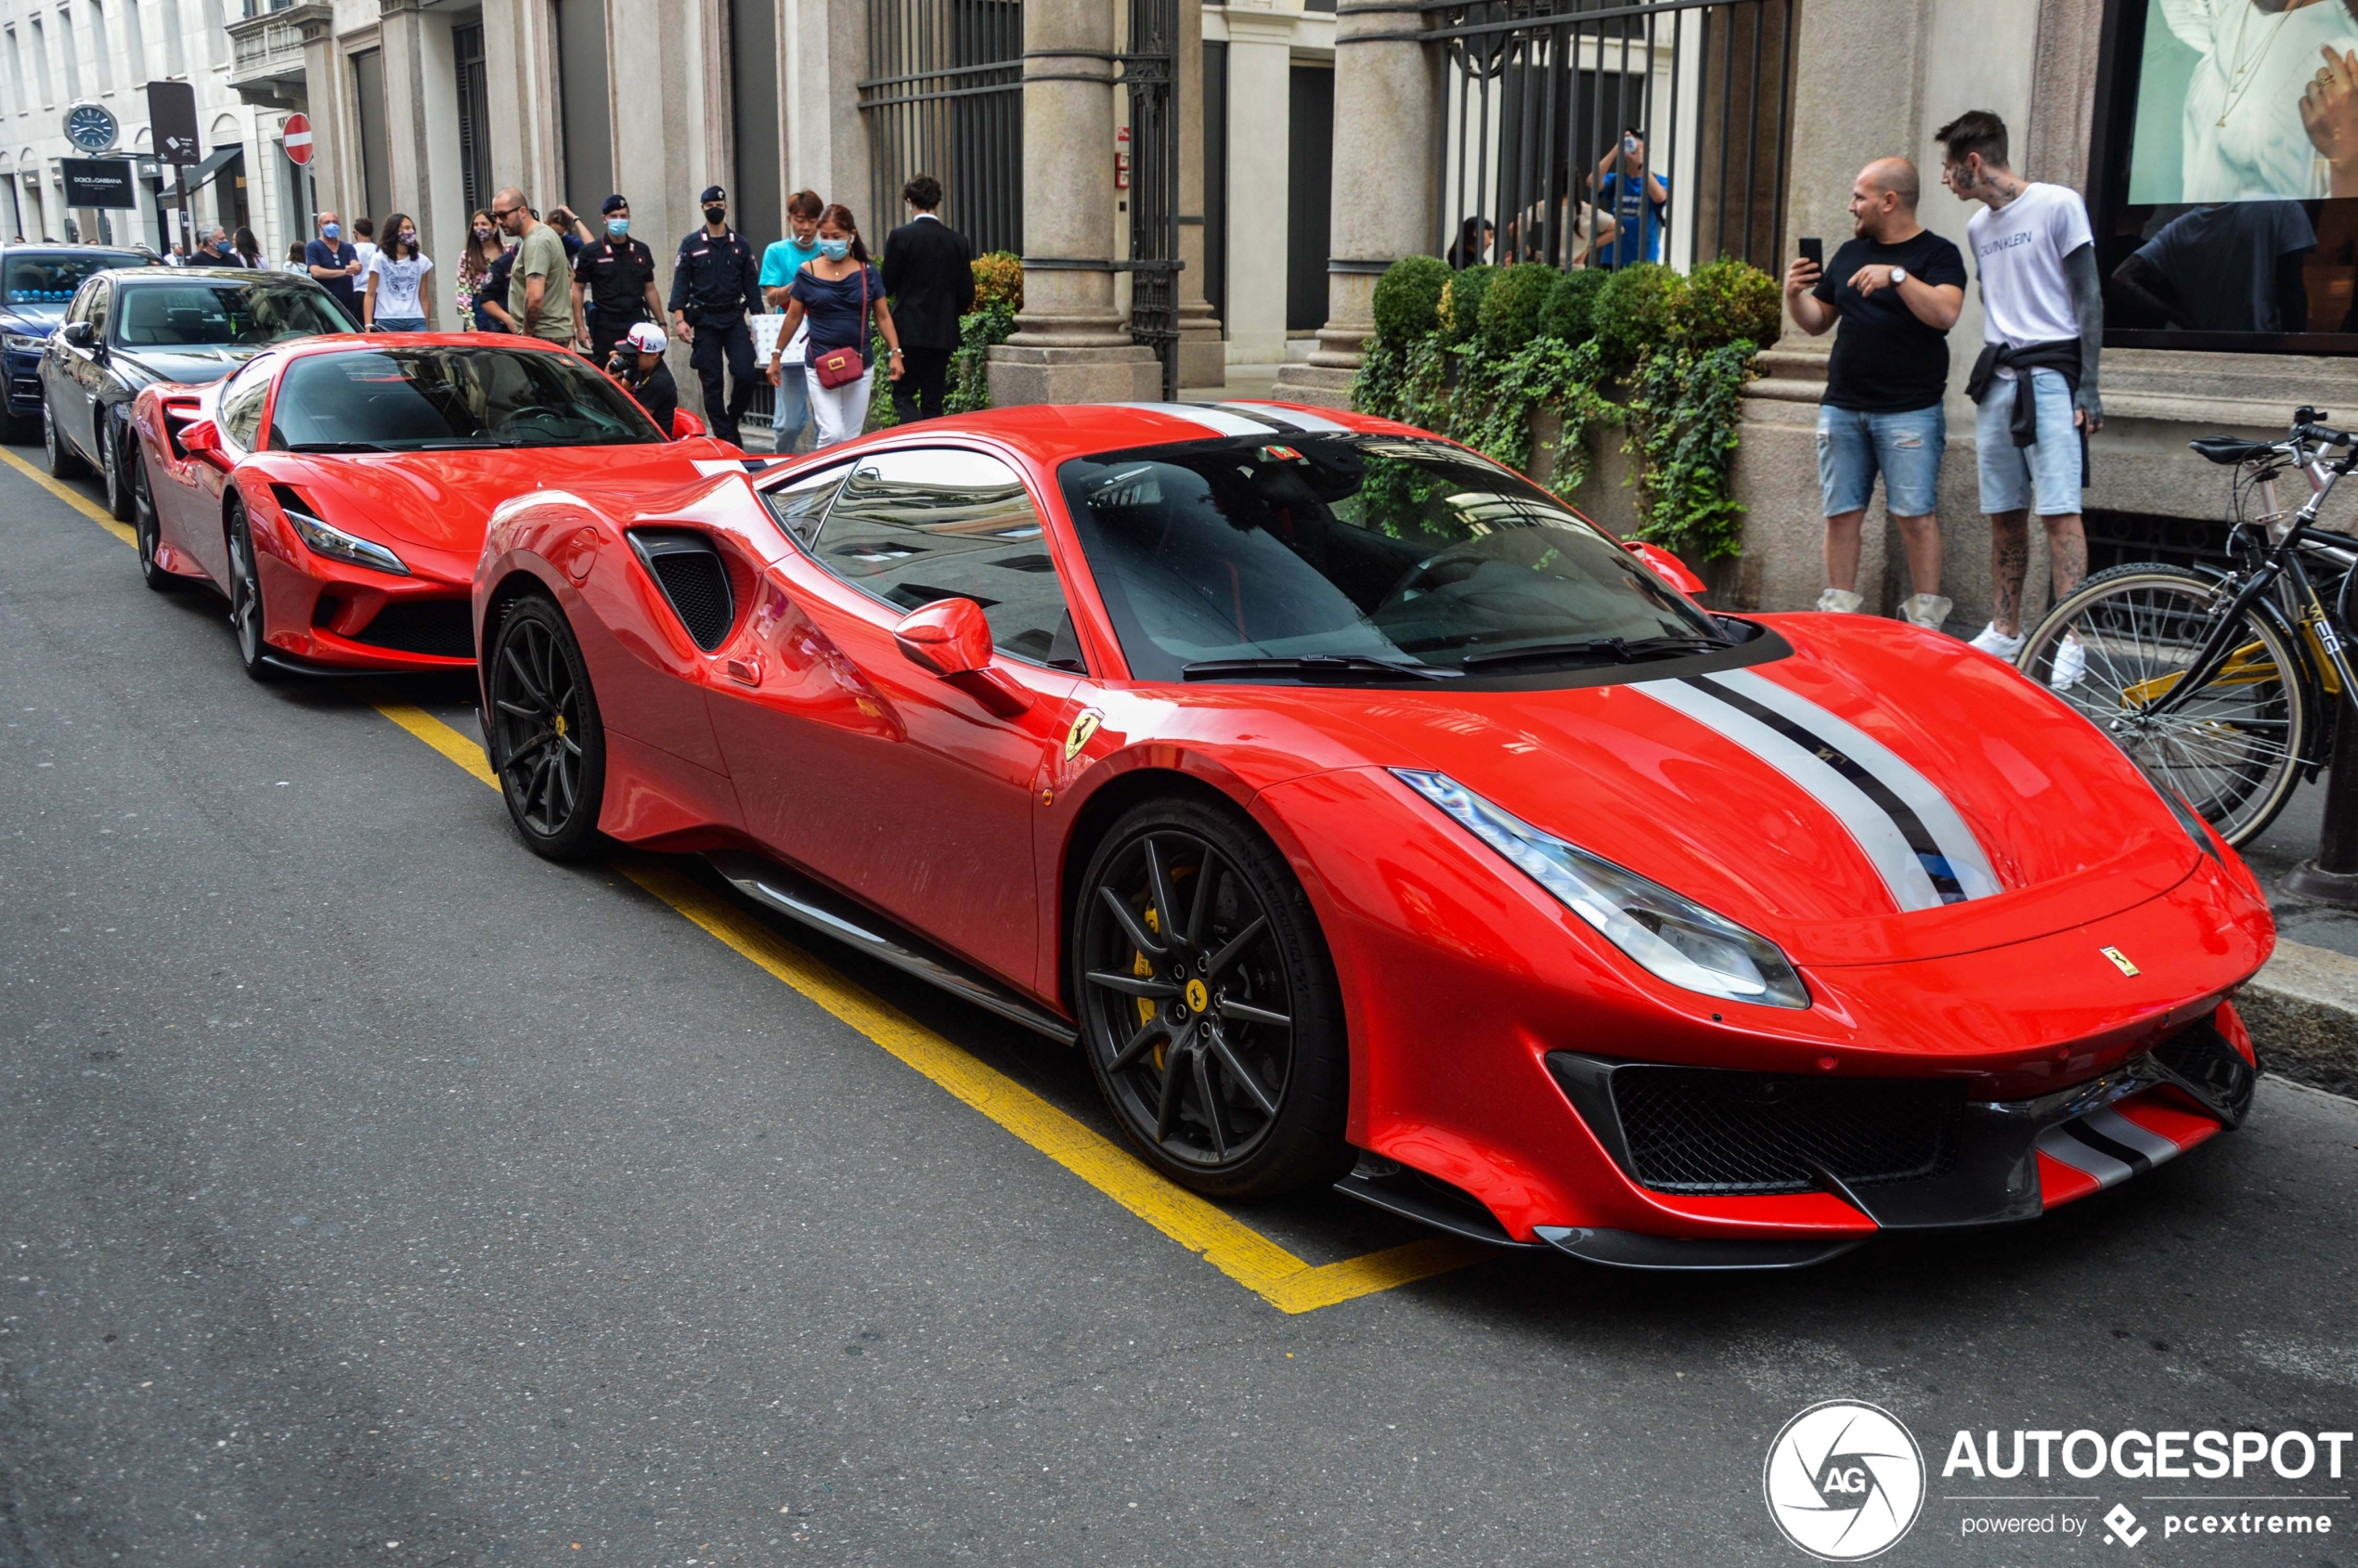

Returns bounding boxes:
[2190,436,2280,465]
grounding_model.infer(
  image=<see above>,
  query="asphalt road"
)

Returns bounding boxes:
[3,441,2355,1568]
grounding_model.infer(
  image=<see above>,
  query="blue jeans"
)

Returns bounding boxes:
[372,316,426,332]
[773,362,815,452]
[1817,403,1944,517]
[1975,368,2081,516]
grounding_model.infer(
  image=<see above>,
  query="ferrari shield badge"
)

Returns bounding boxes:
[1064,708,1104,762]
[2101,946,2140,977]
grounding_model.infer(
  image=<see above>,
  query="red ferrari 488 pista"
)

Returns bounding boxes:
[471,401,2273,1268]
[128,334,739,679]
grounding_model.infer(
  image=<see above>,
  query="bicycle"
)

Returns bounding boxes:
[2016,407,2358,848]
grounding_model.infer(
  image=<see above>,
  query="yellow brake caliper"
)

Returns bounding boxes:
[1134,906,1164,1071]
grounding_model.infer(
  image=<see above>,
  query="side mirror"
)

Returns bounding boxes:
[1626,539,1706,596]
[894,596,994,677]
[669,408,706,440]
[177,418,224,460]
[58,320,93,348]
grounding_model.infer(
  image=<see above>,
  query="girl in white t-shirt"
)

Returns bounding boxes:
[364,214,434,332]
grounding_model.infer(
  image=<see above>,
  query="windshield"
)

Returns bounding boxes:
[268,346,667,451]
[112,281,354,347]
[1056,434,1719,680]
[5,253,148,312]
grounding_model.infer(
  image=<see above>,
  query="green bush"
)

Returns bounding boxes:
[1678,256,1781,352]
[1437,263,1496,343]
[970,252,1024,312]
[1371,253,1452,344]
[1537,267,1611,347]
[1479,263,1560,353]
[1589,262,1687,370]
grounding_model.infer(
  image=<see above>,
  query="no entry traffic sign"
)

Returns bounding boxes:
[282,112,313,166]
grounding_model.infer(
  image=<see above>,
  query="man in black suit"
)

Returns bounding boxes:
[879,174,975,424]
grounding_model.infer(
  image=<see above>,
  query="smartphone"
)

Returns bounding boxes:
[1799,236,1824,271]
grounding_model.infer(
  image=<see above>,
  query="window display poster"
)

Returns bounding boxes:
[2128,0,2358,205]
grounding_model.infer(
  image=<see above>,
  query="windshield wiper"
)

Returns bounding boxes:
[1181,654,1462,682]
[285,440,393,453]
[412,435,524,449]
[1459,633,1730,671]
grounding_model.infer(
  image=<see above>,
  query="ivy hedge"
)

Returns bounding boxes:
[1352,253,1780,562]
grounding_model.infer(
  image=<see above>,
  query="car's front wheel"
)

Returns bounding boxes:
[225,498,279,682]
[41,396,85,479]
[487,594,607,861]
[97,416,132,521]
[1073,797,1350,1199]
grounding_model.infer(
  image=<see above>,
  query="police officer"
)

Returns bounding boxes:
[668,184,761,447]
[573,194,665,364]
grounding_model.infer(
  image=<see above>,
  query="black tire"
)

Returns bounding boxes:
[1071,797,1350,1199]
[2019,562,2311,847]
[130,446,177,592]
[42,396,85,479]
[98,415,133,522]
[486,594,607,861]
[225,498,280,682]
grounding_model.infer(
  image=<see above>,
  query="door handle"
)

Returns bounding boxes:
[725,654,762,686]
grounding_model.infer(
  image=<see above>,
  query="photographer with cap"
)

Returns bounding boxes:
[608,321,680,435]
[573,194,665,364]
[668,184,762,447]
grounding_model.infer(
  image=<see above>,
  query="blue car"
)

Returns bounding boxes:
[3,243,159,434]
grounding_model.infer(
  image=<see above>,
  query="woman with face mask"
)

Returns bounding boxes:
[457,211,503,332]
[362,213,434,332]
[768,203,905,447]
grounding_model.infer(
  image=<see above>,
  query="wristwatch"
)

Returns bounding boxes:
[1889,266,1909,286]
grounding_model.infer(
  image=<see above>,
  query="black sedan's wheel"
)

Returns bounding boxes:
[1074,797,1349,1198]
[131,447,176,592]
[98,417,133,521]
[225,499,280,682]
[487,595,607,861]
[42,397,85,479]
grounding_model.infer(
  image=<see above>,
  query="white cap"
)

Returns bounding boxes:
[625,322,667,356]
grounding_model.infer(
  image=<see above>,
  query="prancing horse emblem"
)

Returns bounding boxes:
[1064,708,1103,762]
[2101,945,2140,977]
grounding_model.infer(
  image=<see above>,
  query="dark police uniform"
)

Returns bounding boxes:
[574,234,658,363]
[667,224,761,447]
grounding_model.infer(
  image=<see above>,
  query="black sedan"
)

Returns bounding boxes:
[38,267,356,520]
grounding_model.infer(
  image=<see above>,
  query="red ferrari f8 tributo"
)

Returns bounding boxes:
[471,401,2273,1268]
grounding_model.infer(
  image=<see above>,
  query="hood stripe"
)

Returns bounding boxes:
[1211,401,1354,434]
[2038,1121,2139,1187]
[1632,677,1947,913]
[1110,402,1276,437]
[1704,668,2000,900]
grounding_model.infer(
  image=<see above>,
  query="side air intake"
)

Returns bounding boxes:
[628,529,735,652]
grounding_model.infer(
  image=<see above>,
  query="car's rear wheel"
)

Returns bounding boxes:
[225,499,279,682]
[487,594,606,861]
[1073,797,1349,1199]
[97,416,133,521]
[42,397,85,479]
[131,447,176,592]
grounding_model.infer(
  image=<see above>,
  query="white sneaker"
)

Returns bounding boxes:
[2049,635,2086,693]
[1900,593,1953,631]
[1969,622,2026,660]
[1815,588,1865,614]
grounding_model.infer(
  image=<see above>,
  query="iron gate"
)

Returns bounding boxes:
[859,0,1024,255]
[1425,0,1796,274]
[1120,0,1182,400]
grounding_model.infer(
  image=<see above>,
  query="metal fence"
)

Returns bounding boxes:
[859,0,1025,255]
[1426,0,1796,275]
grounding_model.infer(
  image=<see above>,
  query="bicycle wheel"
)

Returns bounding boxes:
[2019,564,2312,847]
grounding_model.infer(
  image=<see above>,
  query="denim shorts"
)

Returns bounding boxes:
[1975,368,2081,516]
[372,316,426,332]
[1816,403,1944,518]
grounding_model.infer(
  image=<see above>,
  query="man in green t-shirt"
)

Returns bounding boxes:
[492,187,577,347]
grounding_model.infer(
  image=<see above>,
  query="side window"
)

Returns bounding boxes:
[85,280,110,343]
[63,283,91,327]
[215,358,274,451]
[758,460,852,545]
[810,448,1085,669]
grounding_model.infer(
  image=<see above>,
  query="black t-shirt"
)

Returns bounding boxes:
[1813,229,1968,414]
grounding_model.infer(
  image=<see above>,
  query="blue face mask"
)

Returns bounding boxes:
[818,238,850,262]
[606,217,628,238]
[322,223,341,241]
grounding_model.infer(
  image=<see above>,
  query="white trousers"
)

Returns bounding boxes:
[808,366,873,447]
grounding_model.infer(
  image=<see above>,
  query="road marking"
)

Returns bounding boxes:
[15,457,1488,1314]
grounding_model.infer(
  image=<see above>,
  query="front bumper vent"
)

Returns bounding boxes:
[350,598,475,658]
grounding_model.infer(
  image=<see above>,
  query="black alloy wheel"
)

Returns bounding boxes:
[1074,797,1350,1199]
[98,417,132,521]
[225,499,279,682]
[131,447,176,592]
[487,595,607,861]
[42,397,85,479]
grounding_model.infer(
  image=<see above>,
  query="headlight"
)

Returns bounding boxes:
[1393,769,1811,1009]
[4,331,45,352]
[281,502,409,577]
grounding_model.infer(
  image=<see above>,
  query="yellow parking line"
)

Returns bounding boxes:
[8,455,1487,1313]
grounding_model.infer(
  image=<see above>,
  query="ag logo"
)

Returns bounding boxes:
[1763,1400,1924,1561]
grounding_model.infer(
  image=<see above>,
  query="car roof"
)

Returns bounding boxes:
[771,401,1398,470]
[256,331,586,365]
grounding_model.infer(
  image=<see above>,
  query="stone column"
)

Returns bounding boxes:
[298,25,343,223]
[1173,0,1223,388]
[376,1,442,264]
[1270,0,1436,410]
[1220,6,1290,368]
[990,0,1159,406]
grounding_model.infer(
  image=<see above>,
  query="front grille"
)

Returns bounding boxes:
[351,598,475,658]
[2149,1014,2256,1121]
[1604,1066,1964,1195]
[630,531,735,651]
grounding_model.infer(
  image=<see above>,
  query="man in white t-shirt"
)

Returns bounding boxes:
[1938,110,2104,691]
